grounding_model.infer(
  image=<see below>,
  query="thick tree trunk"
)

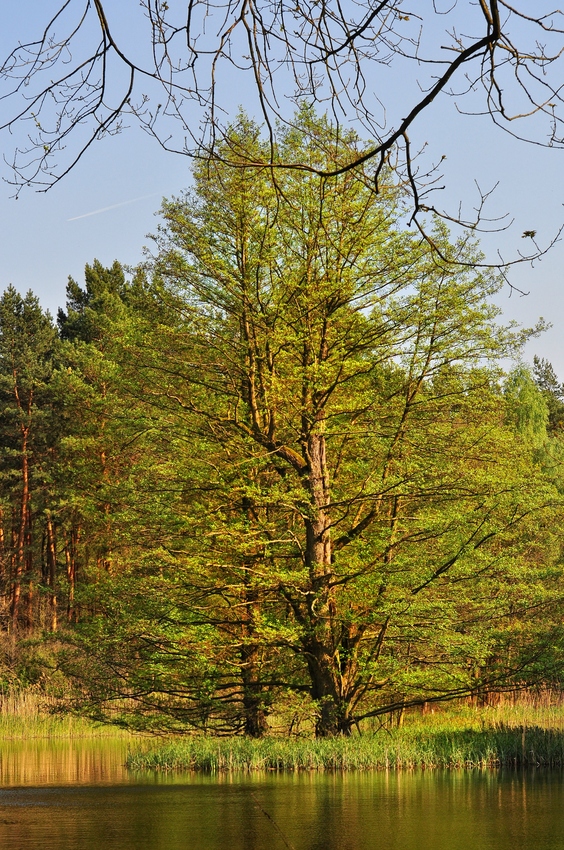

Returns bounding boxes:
[305,642,354,736]
[302,427,353,736]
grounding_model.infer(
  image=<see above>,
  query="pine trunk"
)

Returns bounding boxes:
[11,426,30,630]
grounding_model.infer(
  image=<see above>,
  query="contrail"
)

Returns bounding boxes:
[67,192,161,221]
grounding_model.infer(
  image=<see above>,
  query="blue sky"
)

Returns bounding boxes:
[1,3,563,375]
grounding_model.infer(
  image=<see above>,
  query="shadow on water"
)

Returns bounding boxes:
[0,740,563,850]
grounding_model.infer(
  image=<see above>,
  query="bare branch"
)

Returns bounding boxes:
[1,1,563,261]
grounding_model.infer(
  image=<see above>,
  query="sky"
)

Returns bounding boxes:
[1,2,563,374]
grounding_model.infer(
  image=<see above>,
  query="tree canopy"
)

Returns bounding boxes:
[0,111,563,734]
[48,113,564,736]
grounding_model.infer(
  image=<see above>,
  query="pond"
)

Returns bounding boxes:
[0,740,563,850]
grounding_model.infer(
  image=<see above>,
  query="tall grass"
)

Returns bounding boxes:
[398,690,564,733]
[0,687,128,739]
[127,726,564,772]
[127,692,564,773]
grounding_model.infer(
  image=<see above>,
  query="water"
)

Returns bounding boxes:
[0,741,563,850]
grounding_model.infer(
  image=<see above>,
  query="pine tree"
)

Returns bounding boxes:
[532,356,564,433]
[0,287,58,631]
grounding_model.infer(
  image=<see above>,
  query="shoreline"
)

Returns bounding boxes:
[4,688,564,772]
[126,724,564,773]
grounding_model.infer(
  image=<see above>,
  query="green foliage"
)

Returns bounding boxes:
[533,355,564,434]
[504,364,549,448]
[0,287,59,630]
[1,112,563,738]
[0,286,58,476]
[57,260,130,343]
[53,111,564,737]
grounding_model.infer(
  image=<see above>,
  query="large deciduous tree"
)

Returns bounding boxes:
[62,113,564,736]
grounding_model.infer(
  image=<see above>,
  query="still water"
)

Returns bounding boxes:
[0,740,563,850]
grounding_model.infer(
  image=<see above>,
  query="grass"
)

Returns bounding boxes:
[126,695,564,773]
[4,685,564,769]
[0,687,129,740]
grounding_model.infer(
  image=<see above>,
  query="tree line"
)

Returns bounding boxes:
[1,112,564,736]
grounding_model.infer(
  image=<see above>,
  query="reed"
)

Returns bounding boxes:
[127,726,564,772]
[127,694,564,773]
[0,687,128,739]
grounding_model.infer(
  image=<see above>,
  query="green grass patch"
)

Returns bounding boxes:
[127,727,564,772]
[127,700,564,773]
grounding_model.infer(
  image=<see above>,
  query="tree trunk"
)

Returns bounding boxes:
[304,641,353,736]
[45,516,57,632]
[302,426,352,736]
[65,524,80,622]
[23,507,34,632]
[11,426,30,630]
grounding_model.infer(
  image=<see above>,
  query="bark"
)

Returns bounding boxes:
[301,422,350,736]
[10,425,30,630]
[45,516,57,632]
[65,524,80,622]
[305,643,352,736]
[23,501,33,631]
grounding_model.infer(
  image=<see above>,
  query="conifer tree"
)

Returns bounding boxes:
[0,288,58,632]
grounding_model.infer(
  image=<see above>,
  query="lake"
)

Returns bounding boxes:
[0,740,562,849]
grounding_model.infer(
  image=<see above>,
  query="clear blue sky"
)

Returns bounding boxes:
[1,3,563,375]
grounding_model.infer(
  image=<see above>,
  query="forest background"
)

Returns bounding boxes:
[2,110,564,739]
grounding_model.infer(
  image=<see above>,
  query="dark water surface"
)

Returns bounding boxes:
[0,741,563,850]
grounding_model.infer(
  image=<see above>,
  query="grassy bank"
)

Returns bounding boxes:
[127,700,564,773]
[4,685,564,767]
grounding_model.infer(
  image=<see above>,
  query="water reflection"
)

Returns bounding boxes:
[0,743,562,850]
[0,738,133,786]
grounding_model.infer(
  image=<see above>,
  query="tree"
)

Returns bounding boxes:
[504,365,550,449]
[533,356,564,434]
[0,287,59,632]
[53,259,162,618]
[1,2,563,251]
[61,113,564,736]
[58,259,131,344]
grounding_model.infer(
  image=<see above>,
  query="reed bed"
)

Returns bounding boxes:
[0,688,128,739]
[127,696,564,773]
[126,726,564,772]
